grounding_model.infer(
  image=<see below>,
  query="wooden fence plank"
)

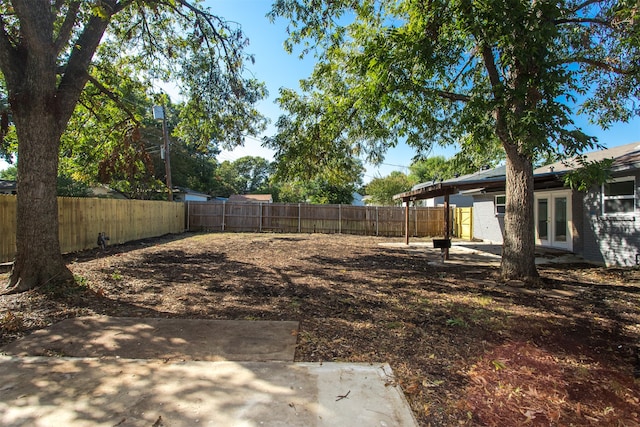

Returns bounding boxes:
[0,195,17,263]
[0,196,185,263]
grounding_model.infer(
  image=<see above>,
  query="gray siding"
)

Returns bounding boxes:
[580,172,640,266]
[472,194,505,243]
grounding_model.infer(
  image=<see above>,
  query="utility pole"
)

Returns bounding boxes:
[153,105,173,201]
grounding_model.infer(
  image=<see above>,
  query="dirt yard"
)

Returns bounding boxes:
[1,232,639,426]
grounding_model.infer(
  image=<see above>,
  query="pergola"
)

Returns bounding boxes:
[392,166,564,259]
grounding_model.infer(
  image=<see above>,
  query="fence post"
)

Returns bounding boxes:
[403,203,408,243]
[414,203,418,237]
[222,200,226,231]
[298,203,301,233]
[259,202,263,232]
[187,201,190,231]
[339,204,342,234]
[376,206,379,236]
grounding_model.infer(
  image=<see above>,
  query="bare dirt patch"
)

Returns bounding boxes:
[2,232,639,426]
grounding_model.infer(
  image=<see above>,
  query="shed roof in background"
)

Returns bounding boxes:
[228,194,273,203]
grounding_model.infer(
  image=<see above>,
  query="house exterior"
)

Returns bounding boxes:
[352,192,365,206]
[89,185,128,199]
[395,142,640,266]
[173,187,211,202]
[539,142,640,266]
[0,179,17,195]
[228,194,273,203]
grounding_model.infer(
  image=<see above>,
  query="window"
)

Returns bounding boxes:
[495,195,506,215]
[603,177,636,214]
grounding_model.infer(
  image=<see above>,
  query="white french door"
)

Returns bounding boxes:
[535,191,572,251]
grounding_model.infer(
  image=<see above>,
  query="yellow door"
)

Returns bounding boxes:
[455,207,473,240]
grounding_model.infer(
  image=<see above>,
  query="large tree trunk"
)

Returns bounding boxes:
[6,114,74,293]
[501,141,539,281]
[2,11,74,293]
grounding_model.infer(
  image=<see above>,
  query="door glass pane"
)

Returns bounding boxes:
[537,198,548,240]
[554,197,567,242]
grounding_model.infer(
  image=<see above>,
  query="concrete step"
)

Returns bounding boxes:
[0,356,418,426]
[2,317,299,362]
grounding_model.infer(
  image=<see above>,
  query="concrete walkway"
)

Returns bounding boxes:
[380,240,585,267]
[0,317,419,427]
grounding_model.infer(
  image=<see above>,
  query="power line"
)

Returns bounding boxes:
[378,162,409,169]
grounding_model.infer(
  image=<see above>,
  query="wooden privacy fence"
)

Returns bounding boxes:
[0,197,473,263]
[0,195,185,263]
[187,201,452,237]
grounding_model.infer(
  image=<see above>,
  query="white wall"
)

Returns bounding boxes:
[472,194,505,243]
[185,194,208,202]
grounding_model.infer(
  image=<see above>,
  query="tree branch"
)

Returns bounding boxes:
[555,17,612,28]
[171,0,236,74]
[54,1,81,55]
[479,43,510,143]
[568,0,603,14]
[0,16,21,85]
[56,1,118,130]
[86,73,141,125]
[113,0,136,14]
[433,89,471,103]
[565,56,632,74]
[480,44,503,92]
[53,0,66,10]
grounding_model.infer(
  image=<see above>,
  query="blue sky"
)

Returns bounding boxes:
[1,0,638,182]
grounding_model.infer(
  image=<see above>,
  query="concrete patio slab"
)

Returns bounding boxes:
[380,240,586,267]
[0,356,418,427]
[1,317,299,362]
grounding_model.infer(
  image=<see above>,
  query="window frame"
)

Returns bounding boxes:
[494,194,506,216]
[602,176,636,216]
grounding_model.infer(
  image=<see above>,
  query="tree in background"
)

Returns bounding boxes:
[0,85,13,164]
[268,177,360,204]
[364,171,414,206]
[0,1,267,293]
[56,173,91,198]
[273,180,307,203]
[0,164,16,181]
[213,156,273,197]
[232,156,273,194]
[270,0,639,281]
[408,156,456,185]
[304,178,357,204]
[167,143,219,196]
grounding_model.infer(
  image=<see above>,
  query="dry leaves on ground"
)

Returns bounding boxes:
[1,232,639,426]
